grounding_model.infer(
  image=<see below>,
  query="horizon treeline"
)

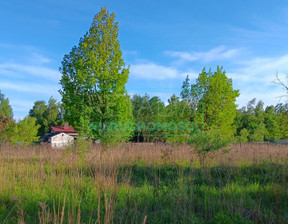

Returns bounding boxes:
[0,67,287,145]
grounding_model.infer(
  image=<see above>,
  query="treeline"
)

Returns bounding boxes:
[0,67,287,146]
[234,98,288,142]
[129,68,288,143]
[0,94,63,145]
[130,67,240,143]
[130,94,288,143]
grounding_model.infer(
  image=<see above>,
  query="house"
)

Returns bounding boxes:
[43,123,78,148]
[49,132,74,148]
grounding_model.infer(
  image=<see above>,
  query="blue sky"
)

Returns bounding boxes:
[1,0,288,120]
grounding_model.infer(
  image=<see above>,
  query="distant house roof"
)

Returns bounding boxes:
[50,126,78,133]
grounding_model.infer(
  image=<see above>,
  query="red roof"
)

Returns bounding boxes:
[50,126,78,133]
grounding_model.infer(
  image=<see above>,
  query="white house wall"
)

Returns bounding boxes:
[51,133,74,148]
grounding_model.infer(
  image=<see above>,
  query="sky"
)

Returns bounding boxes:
[1,0,288,120]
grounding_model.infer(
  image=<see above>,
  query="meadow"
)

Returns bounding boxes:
[0,142,288,224]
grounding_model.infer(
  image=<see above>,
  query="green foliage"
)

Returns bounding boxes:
[130,67,240,143]
[180,74,190,100]
[0,90,13,119]
[190,67,240,138]
[165,94,195,143]
[2,116,40,146]
[188,129,230,165]
[1,147,288,223]
[29,97,62,137]
[250,122,267,142]
[275,103,288,139]
[234,99,287,142]
[131,94,167,142]
[59,7,133,146]
[264,105,281,140]
[0,91,13,143]
[0,115,13,143]
[237,128,249,143]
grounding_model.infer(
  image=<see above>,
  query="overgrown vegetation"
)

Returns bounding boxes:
[0,143,287,223]
[0,91,40,146]
[0,5,287,224]
[29,97,63,137]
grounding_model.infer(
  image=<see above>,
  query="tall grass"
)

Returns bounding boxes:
[0,142,287,223]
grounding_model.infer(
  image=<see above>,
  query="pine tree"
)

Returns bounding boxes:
[180,75,190,100]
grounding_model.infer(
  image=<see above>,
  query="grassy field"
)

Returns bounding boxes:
[0,142,288,223]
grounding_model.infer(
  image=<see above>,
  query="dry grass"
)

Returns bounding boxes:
[1,142,287,167]
[0,142,288,223]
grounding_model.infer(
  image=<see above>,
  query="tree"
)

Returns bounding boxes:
[29,97,62,137]
[250,122,267,142]
[273,73,288,139]
[131,94,145,142]
[264,105,281,140]
[239,98,258,133]
[0,91,13,143]
[275,103,288,139]
[254,101,265,124]
[234,99,273,142]
[165,94,195,143]
[0,115,13,135]
[45,97,63,128]
[0,90,13,118]
[188,129,230,166]
[59,7,133,145]
[273,73,288,99]
[250,101,267,141]
[184,67,238,160]
[237,128,249,143]
[131,94,166,142]
[190,67,240,138]
[180,75,190,100]
[29,100,47,136]
[2,116,40,146]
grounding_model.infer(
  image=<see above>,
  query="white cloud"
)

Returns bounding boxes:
[0,43,59,81]
[10,99,34,113]
[226,54,288,107]
[236,89,286,108]
[9,99,36,121]
[165,46,241,63]
[0,44,62,119]
[130,62,196,80]
[0,68,23,78]
[130,62,182,80]
[30,52,51,64]
[164,46,288,107]
[0,81,59,95]
[0,63,61,81]
[230,17,288,44]
[129,48,288,108]
[229,54,288,85]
